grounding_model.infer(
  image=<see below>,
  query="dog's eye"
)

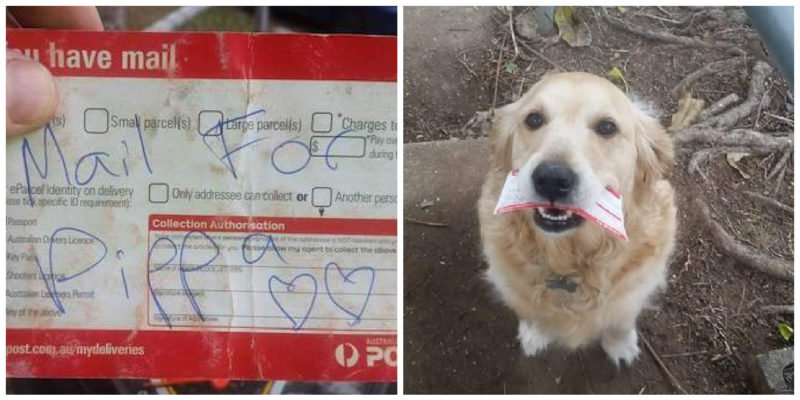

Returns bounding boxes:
[595,119,617,136]
[525,112,545,129]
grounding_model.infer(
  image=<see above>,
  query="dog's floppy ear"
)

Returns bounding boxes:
[488,103,517,172]
[634,110,674,185]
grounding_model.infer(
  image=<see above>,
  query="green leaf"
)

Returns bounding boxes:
[554,6,574,27]
[504,60,518,74]
[779,323,793,341]
[617,6,628,14]
[553,6,592,47]
[606,66,629,93]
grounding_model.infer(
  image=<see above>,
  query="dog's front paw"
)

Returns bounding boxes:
[517,321,552,357]
[601,328,640,367]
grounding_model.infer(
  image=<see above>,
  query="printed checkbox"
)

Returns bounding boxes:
[149,183,169,204]
[198,110,224,135]
[311,187,332,207]
[84,108,109,134]
[311,112,333,133]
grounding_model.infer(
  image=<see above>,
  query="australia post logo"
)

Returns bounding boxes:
[334,341,397,369]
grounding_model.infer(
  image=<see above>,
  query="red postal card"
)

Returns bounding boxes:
[6,29,397,381]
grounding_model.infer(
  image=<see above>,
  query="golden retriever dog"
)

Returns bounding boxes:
[478,72,676,366]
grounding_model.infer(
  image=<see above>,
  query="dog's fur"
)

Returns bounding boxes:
[478,72,677,365]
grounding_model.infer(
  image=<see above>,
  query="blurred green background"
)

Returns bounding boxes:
[97,6,397,34]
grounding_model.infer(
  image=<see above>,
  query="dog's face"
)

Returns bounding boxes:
[490,72,673,237]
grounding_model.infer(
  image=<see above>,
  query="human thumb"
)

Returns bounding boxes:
[6,49,59,137]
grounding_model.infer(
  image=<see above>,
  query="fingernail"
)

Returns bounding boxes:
[6,50,58,129]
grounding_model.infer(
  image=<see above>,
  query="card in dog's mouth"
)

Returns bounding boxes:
[494,170,628,241]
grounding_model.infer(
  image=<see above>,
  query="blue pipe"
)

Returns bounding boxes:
[744,6,794,87]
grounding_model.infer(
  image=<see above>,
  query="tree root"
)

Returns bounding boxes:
[766,150,792,180]
[743,191,793,214]
[673,127,791,151]
[695,61,774,129]
[671,57,743,98]
[698,93,740,122]
[692,198,793,282]
[673,60,789,180]
[603,11,745,56]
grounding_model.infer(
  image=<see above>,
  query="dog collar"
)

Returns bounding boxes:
[545,274,578,292]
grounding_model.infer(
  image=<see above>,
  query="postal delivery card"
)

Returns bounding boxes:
[6,30,397,381]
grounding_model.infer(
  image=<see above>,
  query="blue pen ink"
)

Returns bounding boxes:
[120,268,130,300]
[21,124,71,206]
[199,109,266,178]
[324,261,376,326]
[324,129,356,170]
[134,115,153,174]
[268,273,317,330]
[241,233,287,265]
[120,140,130,176]
[271,136,311,175]
[34,255,61,314]
[74,152,120,185]
[219,137,269,162]
[36,227,107,313]
[177,230,220,321]
[147,236,177,328]
[117,250,129,300]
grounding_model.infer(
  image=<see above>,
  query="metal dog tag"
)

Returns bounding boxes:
[545,274,578,293]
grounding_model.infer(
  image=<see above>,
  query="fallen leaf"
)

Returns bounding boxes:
[418,199,435,209]
[553,6,592,47]
[504,59,518,74]
[606,66,629,93]
[779,322,793,341]
[726,152,751,179]
[668,91,704,130]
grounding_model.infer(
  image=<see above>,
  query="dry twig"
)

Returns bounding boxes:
[603,12,745,56]
[404,217,449,228]
[641,333,689,394]
[764,112,794,126]
[518,41,566,72]
[743,191,793,214]
[508,8,519,59]
[760,305,794,314]
[491,36,507,116]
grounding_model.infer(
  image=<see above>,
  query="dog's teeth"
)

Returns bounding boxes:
[537,208,571,221]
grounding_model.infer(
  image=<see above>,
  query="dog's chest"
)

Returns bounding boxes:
[521,263,609,309]
[544,274,579,293]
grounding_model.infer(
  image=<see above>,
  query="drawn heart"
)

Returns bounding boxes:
[324,262,376,326]
[268,273,317,330]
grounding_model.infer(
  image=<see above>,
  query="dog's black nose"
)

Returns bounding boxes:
[532,162,577,202]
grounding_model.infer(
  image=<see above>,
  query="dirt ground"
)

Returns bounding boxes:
[403,6,794,394]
